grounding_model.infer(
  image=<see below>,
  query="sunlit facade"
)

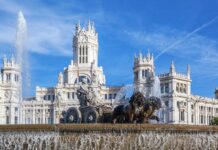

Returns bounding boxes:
[0,21,217,125]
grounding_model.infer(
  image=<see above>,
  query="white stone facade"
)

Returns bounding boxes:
[0,56,21,124]
[0,21,217,125]
[20,21,120,124]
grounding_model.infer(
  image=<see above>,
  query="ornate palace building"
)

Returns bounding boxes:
[0,21,217,125]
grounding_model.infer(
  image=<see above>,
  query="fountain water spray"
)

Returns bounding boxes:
[15,11,30,97]
[151,76,161,98]
[113,84,135,107]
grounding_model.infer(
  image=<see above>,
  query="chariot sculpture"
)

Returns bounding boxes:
[63,78,112,123]
[62,77,162,124]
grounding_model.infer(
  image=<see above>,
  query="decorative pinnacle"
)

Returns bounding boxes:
[170,60,175,73]
[76,20,81,31]
[187,64,190,75]
[88,19,91,31]
[92,21,95,30]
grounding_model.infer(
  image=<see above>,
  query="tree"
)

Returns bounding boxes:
[210,117,218,125]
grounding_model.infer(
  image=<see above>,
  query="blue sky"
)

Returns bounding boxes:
[0,0,218,98]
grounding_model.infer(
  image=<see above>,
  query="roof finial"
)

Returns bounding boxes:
[3,55,7,65]
[88,19,91,31]
[170,60,175,74]
[76,20,81,31]
[187,64,190,78]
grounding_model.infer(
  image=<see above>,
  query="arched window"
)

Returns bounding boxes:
[82,46,85,55]
[74,75,91,84]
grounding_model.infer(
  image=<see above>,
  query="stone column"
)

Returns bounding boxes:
[205,105,208,125]
[33,108,35,124]
[42,106,45,124]
[196,103,199,125]
[9,105,13,124]
[53,106,56,124]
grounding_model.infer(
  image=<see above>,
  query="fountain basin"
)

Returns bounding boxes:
[0,124,218,149]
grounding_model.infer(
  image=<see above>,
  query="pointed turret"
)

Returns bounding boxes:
[91,21,95,31]
[3,55,7,66]
[170,60,175,75]
[187,64,190,79]
[88,20,91,31]
[73,20,98,67]
[75,20,81,33]
[133,49,155,96]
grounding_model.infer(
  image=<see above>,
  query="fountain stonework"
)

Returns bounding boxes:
[0,124,218,150]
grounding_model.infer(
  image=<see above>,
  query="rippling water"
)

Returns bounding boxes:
[0,130,218,150]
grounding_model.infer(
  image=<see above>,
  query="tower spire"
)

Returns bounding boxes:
[92,21,95,30]
[88,19,91,31]
[75,20,81,32]
[170,60,175,74]
[187,64,190,78]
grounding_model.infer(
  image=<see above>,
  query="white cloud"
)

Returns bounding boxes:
[0,1,105,56]
[124,25,218,79]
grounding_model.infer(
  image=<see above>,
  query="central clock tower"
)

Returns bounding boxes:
[73,20,98,67]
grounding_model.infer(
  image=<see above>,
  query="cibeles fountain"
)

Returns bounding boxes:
[1,12,218,150]
[1,73,218,150]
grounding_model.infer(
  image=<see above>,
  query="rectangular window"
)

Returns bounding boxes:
[184,84,187,93]
[134,72,138,81]
[191,114,194,123]
[180,110,185,121]
[180,84,183,93]
[72,92,74,99]
[15,116,18,124]
[145,70,149,77]
[82,47,85,55]
[142,70,145,78]
[161,84,164,93]
[52,95,55,100]
[114,94,117,99]
[105,94,107,100]
[191,105,194,109]
[165,83,169,93]
[176,83,179,92]
[6,107,9,114]
[6,73,11,81]
[109,94,112,99]
[48,95,51,100]
[67,92,70,99]
[6,116,10,124]
[200,115,204,124]
[86,48,88,55]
